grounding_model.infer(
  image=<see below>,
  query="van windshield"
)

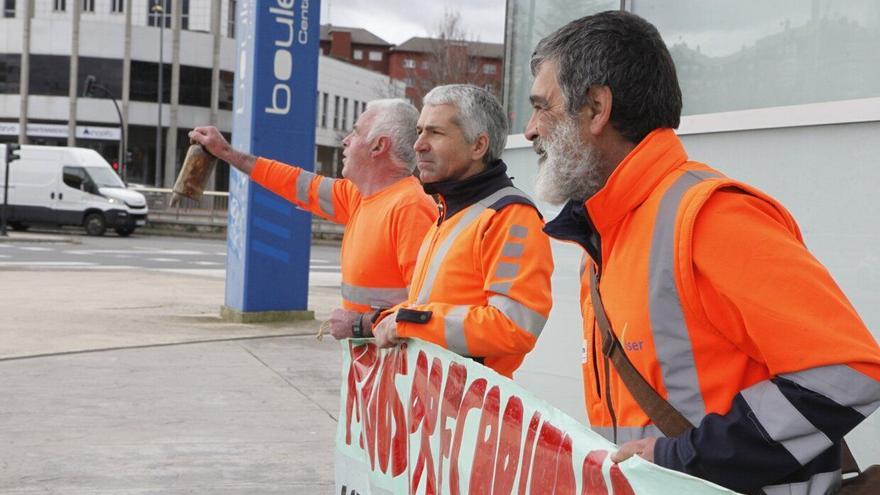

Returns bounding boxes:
[86,167,125,188]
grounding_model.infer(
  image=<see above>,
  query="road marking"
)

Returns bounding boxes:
[194,261,222,266]
[19,246,54,252]
[0,261,94,267]
[150,258,181,262]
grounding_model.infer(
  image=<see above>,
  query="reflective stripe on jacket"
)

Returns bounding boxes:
[544,129,880,494]
[251,158,437,311]
[381,162,554,378]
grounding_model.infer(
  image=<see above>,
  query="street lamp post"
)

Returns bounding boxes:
[151,1,165,187]
[83,75,126,181]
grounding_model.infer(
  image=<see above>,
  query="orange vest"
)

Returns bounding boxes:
[547,129,880,441]
[384,180,554,378]
[251,158,437,312]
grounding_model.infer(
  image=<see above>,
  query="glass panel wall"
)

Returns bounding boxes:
[632,0,880,115]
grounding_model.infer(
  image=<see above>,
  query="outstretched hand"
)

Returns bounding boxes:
[188,126,232,161]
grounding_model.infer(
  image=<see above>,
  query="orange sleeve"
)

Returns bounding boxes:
[250,157,360,224]
[692,190,880,379]
[389,196,437,286]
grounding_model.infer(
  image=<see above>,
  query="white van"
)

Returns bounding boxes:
[0,144,148,236]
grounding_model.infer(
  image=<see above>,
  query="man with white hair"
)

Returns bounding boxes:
[371,85,554,379]
[189,99,437,339]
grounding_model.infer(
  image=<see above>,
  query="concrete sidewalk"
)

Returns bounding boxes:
[0,266,345,493]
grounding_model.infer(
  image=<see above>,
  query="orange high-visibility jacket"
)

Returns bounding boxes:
[377,161,554,378]
[544,129,880,494]
[251,158,437,312]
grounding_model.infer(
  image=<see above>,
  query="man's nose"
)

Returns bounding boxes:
[414,135,429,152]
[524,113,539,141]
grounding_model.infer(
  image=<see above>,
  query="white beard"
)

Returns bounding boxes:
[534,118,605,205]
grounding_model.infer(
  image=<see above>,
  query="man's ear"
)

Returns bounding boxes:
[582,86,613,137]
[470,133,490,162]
[371,136,390,157]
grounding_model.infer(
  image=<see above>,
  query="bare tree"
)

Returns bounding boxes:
[401,8,502,106]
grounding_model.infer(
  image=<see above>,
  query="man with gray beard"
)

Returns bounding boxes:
[525,10,880,495]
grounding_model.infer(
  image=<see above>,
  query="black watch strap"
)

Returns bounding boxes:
[351,314,364,338]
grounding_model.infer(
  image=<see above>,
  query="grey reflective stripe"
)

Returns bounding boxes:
[781,365,880,417]
[591,425,665,443]
[762,470,841,495]
[502,242,525,258]
[296,170,316,204]
[489,282,512,295]
[579,252,587,278]
[509,224,528,238]
[444,305,470,355]
[648,170,719,425]
[318,177,336,217]
[494,262,519,279]
[340,283,409,307]
[415,187,525,304]
[488,295,546,338]
[741,380,833,465]
[415,204,486,304]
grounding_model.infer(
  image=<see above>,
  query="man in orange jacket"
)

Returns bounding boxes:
[372,85,554,379]
[525,11,880,495]
[189,99,437,339]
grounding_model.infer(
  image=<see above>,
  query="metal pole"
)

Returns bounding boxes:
[2,146,11,237]
[153,2,164,186]
[103,87,126,179]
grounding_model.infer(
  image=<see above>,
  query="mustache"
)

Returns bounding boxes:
[532,139,546,156]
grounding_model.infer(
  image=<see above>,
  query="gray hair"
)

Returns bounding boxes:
[422,84,508,165]
[364,99,420,171]
[530,11,681,143]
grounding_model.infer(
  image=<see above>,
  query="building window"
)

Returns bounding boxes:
[111,0,123,13]
[353,49,363,60]
[321,92,328,128]
[3,0,14,18]
[403,58,416,69]
[333,95,340,129]
[53,0,66,11]
[421,60,429,70]
[468,61,477,73]
[403,78,414,87]
[353,99,360,122]
[227,0,236,37]
[483,63,497,75]
[147,0,189,29]
[361,101,366,114]
[342,97,349,130]
[82,0,94,12]
[368,51,382,61]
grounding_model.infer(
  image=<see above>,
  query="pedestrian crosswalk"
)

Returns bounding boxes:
[0,241,342,286]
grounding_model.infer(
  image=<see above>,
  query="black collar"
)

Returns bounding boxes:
[543,199,602,267]
[423,160,514,221]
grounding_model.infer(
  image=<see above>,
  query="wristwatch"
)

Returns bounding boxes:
[351,314,364,338]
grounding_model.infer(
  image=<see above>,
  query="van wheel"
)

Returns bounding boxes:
[115,226,135,237]
[9,222,29,231]
[83,213,107,236]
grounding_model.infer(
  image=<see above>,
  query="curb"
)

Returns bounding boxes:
[0,233,81,244]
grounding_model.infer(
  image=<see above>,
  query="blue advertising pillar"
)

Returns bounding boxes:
[222,0,320,322]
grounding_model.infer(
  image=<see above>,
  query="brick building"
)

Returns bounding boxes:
[388,37,504,106]
[319,25,393,75]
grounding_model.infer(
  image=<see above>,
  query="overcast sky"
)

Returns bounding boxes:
[319,0,507,45]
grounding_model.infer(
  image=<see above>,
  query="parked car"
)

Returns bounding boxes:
[0,144,148,236]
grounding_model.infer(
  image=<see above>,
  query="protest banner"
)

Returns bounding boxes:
[335,339,737,494]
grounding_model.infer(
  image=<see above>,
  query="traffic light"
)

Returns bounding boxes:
[5,143,20,164]
[111,161,120,171]
[83,75,97,97]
